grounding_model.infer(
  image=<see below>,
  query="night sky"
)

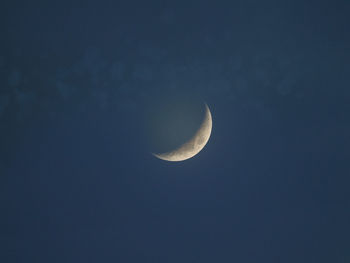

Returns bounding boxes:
[1,1,350,262]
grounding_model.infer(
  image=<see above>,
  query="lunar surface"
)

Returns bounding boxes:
[153,104,212,162]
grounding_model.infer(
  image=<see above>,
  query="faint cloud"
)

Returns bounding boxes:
[80,47,107,85]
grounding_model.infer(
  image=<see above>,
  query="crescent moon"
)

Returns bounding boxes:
[153,104,212,162]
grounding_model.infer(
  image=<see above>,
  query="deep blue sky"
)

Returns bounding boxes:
[1,1,350,262]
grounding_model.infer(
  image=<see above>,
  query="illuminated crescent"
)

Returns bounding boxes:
[153,104,212,162]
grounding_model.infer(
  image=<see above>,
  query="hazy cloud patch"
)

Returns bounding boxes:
[0,45,318,126]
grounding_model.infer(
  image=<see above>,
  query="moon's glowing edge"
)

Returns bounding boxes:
[153,104,212,162]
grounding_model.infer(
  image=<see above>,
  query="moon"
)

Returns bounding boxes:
[153,103,212,162]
